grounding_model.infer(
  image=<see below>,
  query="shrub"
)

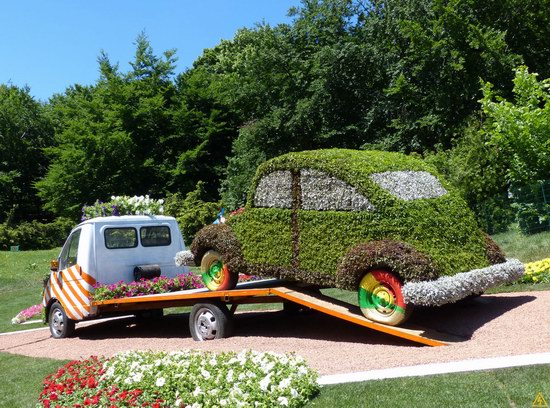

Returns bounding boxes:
[0,217,74,250]
[165,181,221,244]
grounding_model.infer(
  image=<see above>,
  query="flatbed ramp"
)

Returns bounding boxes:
[93,283,460,347]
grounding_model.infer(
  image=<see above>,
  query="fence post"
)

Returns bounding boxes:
[542,182,550,229]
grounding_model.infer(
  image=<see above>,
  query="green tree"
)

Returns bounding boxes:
[0,84,53,222]
[480,66,550,184]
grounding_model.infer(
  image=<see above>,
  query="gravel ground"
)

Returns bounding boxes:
[1,291,548,375]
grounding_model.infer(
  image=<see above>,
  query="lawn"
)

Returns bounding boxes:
[1,351,548,408]
[0,248,59,333]
[493,227,550,263]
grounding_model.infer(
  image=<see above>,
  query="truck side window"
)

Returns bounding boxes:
[59,229,81,270]
[140,226,171,247]
[105,228,138,249]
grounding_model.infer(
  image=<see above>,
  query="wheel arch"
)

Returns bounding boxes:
[44,298,59,323]
[190,224,247,274]
[336,240,438,291]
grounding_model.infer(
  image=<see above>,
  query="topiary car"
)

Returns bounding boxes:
[179,149,524,326]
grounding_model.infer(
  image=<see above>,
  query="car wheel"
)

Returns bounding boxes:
[49,301,75,339]
[358,270,412,326]
[200,250,238,291]
[189,302,233,341]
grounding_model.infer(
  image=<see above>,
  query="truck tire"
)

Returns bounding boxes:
[189,302,233,341]
[49,301,75,339]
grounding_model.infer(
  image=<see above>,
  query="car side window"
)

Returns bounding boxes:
[370,171,448,201]
[300,169,375,211]
[253,170,293,209]
[59,229,81,270]
[140,226,171,247]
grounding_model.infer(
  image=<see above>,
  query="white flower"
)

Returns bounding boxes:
[132,372,143,382]
[156,377,166,387]
[259,373,272,391]
[278,378,291,389]
[290,388,299,398]
[193,386,202,397]
[220,400,227,406]
[277,396,289,406]
[226,369,234,382]
[201,368,211,379]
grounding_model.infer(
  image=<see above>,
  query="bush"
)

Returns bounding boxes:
[165,181,221,244]
[0,218,74,250]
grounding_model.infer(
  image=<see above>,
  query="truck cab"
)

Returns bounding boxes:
[43,215,187,334]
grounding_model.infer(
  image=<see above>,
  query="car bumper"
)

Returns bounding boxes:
[402,258,525,307]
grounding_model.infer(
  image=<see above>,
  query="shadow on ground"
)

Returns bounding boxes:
[73,293,536,346]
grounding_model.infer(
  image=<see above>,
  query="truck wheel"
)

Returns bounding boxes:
[200,250,238,291]
[189,302,233,341]
[358,270,412,326]
[49,301,75,339]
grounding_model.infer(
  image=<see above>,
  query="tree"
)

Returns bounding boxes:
[480,66,550,184]
[0,84,53,222]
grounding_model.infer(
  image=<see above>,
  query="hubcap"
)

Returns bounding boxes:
[194,308,218,340]
[51,308,64,336]
[208,261,224,285]
[372,285,396,315]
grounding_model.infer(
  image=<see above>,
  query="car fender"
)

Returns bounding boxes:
[336,240,438,291]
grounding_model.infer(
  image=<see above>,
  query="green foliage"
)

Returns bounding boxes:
[218,149,491,287]
[0,218,73,251]
[164,181,220,243]
[480,66,550,184]
[0,84,53,223]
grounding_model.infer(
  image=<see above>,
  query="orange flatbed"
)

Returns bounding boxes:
[92,281,459,347]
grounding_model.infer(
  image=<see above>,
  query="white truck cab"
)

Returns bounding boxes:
[43,215,187,334]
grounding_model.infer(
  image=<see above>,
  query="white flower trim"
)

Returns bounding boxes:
[402,259,525,306]
[300,169,375,211]
[370,170,447,201]
[175,250,195,267]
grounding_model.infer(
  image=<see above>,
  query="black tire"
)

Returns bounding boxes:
[189,302,233,341]
[49,301,75,339]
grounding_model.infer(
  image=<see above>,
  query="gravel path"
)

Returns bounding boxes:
[1,291,549,375]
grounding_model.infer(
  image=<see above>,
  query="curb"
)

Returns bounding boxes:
[318,353,550,385]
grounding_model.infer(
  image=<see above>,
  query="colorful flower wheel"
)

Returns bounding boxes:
[358,270,412,326]
[201,250,238,291]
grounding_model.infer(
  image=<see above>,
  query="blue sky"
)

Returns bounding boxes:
[1,1,299,101]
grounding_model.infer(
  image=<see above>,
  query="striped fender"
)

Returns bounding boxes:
[43,264,97,321]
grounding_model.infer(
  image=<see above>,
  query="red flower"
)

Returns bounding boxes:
[86,376,97,389]
[83,397,91,406]
[49,392,58,401]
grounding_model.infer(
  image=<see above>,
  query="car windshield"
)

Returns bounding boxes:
[370,171,447,201]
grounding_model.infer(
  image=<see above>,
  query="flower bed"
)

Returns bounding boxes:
[82,195,164,221]
[518,258,550,284]
[37,350,319,407]
[92,273,260,302]
[92,274,204,302]
[11,303,43,324]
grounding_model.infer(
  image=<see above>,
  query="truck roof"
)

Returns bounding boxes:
[78,215,177,227]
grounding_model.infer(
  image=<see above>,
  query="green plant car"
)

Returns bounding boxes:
[180,149,524,326]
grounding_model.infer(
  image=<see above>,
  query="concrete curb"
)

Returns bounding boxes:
[318,353,550,385]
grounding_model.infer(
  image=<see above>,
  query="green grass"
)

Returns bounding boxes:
[307,364,550,408]
[492,227,550,263]
[0,248,59,333]
[0,352,547,408]
[0,352,68,408]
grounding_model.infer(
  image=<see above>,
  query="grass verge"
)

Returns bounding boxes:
[0,249,59,333]
[0,352,68,408]
[307,364,550,408]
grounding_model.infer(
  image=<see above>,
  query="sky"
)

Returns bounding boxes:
[1,1,299,101]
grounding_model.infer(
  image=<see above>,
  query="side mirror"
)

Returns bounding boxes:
[50,259,59,272]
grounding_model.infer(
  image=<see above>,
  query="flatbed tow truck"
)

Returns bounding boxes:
[43,215,458,347]
[92,279,458,347]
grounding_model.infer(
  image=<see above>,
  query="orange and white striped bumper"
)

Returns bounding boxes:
[43,265,97,321]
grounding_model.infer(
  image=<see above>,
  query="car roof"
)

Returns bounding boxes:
[254,149,441,192]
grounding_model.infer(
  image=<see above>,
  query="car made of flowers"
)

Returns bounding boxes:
[186,149,524,326]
